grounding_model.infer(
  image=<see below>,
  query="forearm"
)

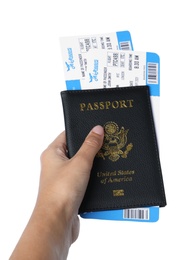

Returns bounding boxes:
[10,201,72,260]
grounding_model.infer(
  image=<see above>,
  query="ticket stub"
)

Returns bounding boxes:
[81,207,159,222]
[63,49,160,97]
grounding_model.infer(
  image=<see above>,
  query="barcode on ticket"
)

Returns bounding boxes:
[123,208,150,220]
[119,41,132,50]
[147,62,158,84]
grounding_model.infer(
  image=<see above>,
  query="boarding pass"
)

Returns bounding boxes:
[62,49,160,97]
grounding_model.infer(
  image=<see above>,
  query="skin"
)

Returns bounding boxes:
[9,125,104,260]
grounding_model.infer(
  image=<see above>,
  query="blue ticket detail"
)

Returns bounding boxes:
[146,52,160,96]
[116,31,134,50]
[65,80,81,90]
[81,207,159,222]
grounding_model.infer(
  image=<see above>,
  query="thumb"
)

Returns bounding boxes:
[73,125,104,172]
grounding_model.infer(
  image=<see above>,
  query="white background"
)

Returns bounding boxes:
[0,1,191,259]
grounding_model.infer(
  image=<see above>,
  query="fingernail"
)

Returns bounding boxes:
[92,125,104,136]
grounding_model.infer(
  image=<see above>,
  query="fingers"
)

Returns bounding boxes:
[48,131,67,150]
[73,125,104,171]
[48,131,68,157]
[42,126,104,170]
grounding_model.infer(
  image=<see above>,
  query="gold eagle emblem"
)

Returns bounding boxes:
[97,121,133,162]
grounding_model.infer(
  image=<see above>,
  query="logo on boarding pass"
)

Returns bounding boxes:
[89,59,99,82]
[65,48,75,71]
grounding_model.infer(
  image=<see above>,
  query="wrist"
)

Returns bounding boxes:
[33,196,73,254]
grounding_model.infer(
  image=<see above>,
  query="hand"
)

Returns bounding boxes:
[39,125,104,242]
[10,125,104,260]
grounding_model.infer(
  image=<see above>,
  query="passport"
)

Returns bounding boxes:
[60,86,166,213]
